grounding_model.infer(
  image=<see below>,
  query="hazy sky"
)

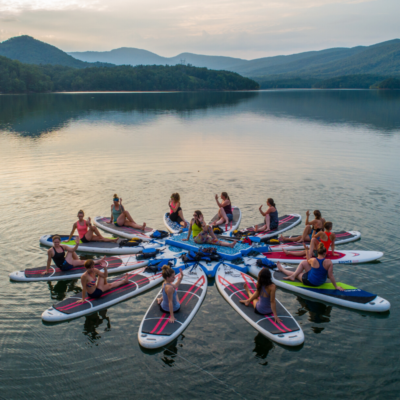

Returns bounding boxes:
[0,0,399,59]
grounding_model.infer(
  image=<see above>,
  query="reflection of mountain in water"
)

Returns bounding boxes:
[0,92,258,137]
[1,90,399,137]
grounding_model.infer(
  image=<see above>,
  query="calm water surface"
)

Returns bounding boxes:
[1,90,400,399]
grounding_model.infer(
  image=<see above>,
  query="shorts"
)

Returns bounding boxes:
[301,271,319,287]
[59,260,74,272]
[309,228,322,240]
[88,288,103,299]
[81,235,89,243]
[226,213,233,222]
[114,222,123,227]
[160,305,180,313]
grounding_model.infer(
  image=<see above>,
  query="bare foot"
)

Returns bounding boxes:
[283,248,290,255]
[157,297,162,305]
[276,261,285,272]
[243,282,248,290]
[123,273,129,284]
[283,275,296,281]
[96,256,107,268]
[142,223,147,231]
[229,240,238,248]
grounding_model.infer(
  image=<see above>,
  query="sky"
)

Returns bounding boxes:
[0,0,399,59]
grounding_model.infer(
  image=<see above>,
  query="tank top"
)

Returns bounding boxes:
[320,231,332,251]
[52,247,65,268]
[307,258,328,286]
[170,201,179,214]
[269,209,278,229]
[192,221,202,238]
[161,283,180,312]
[256,286,272,314]
[112,205,124,221]
[76,220,88,239]
[223,202,232,215]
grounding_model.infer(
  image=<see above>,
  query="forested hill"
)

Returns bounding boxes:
[0,56,259,93]
[0,36,112,68]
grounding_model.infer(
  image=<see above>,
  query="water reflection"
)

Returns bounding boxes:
[83,310,111,345]
[47,279,81,301]
[252,333,274,365]
[296,296,332,333]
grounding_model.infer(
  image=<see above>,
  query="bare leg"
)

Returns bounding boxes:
[72,252,80,260]
[243,283,258,309]
[213,207,229,226]
[65,252,85,267]
[296,225,312,243]
[280,260,311,281]
[279,234,304,243]
[209,237,237,248]
[254,214,270,233]
[124,211,146,231]
[94,256,107,268]
[98,273,129,292]
[283,248,307,257]
[178,210,187,227]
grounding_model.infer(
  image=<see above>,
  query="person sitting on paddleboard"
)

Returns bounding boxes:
[240,268,281,323]
[168,192,187,228]
[183,210,237,248]
[211,192,233,226]
[157,265,184,323]
[109,194,147,231]
[277,243,344,291]
[42,235,107,275]
[78,259,129,302]
[68,210,117,244]
[254,198,278,232]
[283,221,339,258]
[279,210,325,243]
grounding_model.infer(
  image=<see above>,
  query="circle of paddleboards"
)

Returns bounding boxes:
[261,250,383,264]
[138,264,207,349]
[9,254,148,282]
[243,214,302,240]
[267,231,361,251]
[39,234,164,255]
[209,206,242,236]
[248,262,390,312]
[94,216,155,240]
[163,212,189,234]
[42,262,180,322]
[215,263,304,346]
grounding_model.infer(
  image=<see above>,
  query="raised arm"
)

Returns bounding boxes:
[67,222,77,242]
[305,210,311,226]
[173,268,184,288]
[64,236,80,253]
[259,205,266,216]
[215,194,222,207]
[269,285,282,323]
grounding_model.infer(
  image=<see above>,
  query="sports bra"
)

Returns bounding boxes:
[76,220,88,239]
[320,231,332,251]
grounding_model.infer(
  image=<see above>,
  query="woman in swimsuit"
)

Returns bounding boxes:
[109,194,146,231]
[211,192,233,226]
[168,193,187,228]
[78,259,129,302]
[277,243,344,290]
[183,210,237,248]
[240,268,281,323]
[254,198,278,233]
[283,221,338,258]
[68,210,117,243]
[279,210,326,243]
[42,235,106,275]
[157,265,184,323]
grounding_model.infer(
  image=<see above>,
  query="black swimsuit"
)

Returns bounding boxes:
[52,247,66,268]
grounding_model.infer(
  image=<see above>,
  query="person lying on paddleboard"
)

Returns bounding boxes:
[283,221,339,258]
[210,192,233,226]
[240,268,281,323]
[168,192,187,228]
[157,265,184,323]
[78,259,129,302]
[279,210,326,243]
[68,210,117,243]
[277,243,344,291]
[109,194,147,231]
[183,210,237,248]
[42,235,107,275]
[254,198,278,232]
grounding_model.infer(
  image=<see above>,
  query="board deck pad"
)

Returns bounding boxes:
[95,216,153,235]
[53,269,160,315]
[24,256,124,279]
[42,235,129,249]
[218,274,299,334]
[209,206,241,232]
[273,270,376,304]
[164,212,189,234]
[141,280,205,336]
[245,214,301,236]
[264,251,346,260]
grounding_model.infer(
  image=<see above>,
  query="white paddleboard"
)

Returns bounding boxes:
[94,216,155,240]
[248,262,390,312]
[215,263,304,346]
[163,212,189,234]
[138,264,207,349]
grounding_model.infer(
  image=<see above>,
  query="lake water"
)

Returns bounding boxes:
[1,90,400,399]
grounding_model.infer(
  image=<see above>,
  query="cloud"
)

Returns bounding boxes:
[0,0,101,13]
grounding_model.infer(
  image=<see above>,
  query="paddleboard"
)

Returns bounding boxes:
[210,206,241,236]
[10,254,148,282]
[248,263,390,312]
[94,216,155,240]
[215,264,304,346]
[243,214,302,240]
[269,231,361,251]
[261,250,383,264]
[39,234,165,255]
[42,262,181,322]
[138,264,207,349]
[163,212,189,234]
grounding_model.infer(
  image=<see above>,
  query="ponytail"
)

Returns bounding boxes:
[267,198,275,208]
[221,192,230,201]
[162,265,175,280]
[317,242,327,255]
